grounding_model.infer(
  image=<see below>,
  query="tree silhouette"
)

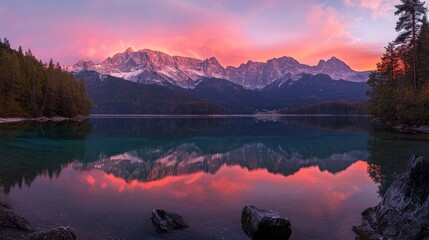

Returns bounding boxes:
[395,0,427,89]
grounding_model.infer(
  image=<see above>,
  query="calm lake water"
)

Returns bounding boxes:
[1,116,429,240]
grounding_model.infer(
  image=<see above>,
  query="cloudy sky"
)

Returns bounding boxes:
[1,0,399,70]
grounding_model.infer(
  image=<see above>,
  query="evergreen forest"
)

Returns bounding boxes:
[0,38,91,118]
[368,0,429,124]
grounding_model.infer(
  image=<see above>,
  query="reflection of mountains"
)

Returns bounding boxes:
[0,117,371,193]
[74,143,368,182]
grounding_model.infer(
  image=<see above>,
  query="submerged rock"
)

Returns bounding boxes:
[0,202,32,231]
[354,154,429,240]
[25,227,76,240]
[241,205,292,240]
[151,209,188,233]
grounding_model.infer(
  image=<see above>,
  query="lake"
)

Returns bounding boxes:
[1,116,429,240]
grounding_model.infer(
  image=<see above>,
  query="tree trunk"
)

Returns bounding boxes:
[412,8,417,90]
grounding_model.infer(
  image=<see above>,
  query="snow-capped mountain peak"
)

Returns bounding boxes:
[69,48,370,89]
[125,47,134,54]
[317,57,352,71]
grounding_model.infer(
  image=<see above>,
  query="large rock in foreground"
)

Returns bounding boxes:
[25,227,76,240]
[353,155,429,240]
[151,209,188,233]
[241,205,292,240]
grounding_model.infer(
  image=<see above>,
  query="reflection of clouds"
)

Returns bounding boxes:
[28,160,379,239]
[76,160,375,216]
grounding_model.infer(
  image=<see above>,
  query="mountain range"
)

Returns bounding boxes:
[70,48,371,114]
[69,48,370,89]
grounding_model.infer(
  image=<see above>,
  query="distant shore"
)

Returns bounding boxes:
[0,114,373,124]
[89,113,372,118]
[0,118,26,124]
[0,116,86,125]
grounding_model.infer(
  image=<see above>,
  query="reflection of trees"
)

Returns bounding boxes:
[85,117,370,161]
[90,117,234,139]
[90,116,372,139]
[278,116,372,132]
[0,121,91,193]
[366,130,429,196]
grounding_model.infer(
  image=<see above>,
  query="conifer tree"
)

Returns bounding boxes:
[394,0,427,89]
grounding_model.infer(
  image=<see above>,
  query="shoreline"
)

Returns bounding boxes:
[0,118,26,124]
[0,114,373,124]
[0,116,86,125]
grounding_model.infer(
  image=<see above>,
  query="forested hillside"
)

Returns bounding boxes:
[0,38,91,118]
[76,70,228,114]
[280,101,367,115]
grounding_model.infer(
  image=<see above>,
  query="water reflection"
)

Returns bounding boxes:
[5,116,427,239]
[366,130,429,195]
[0,121,91,193]
[69,117,369,185]
[3,116,425,199]
[7,161,378,239]
[74,143,368,183]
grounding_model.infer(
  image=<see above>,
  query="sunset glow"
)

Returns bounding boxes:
[1,0,397,70]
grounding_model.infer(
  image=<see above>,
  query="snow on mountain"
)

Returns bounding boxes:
[68,48,370,89]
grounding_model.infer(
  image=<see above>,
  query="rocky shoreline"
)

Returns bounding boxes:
[354,155,429,240]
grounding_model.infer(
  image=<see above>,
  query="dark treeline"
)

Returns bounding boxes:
[280,101,367,115]
[368,0,429,124]
[0,38,91,118]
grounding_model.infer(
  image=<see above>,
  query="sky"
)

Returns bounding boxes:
[0,0,400,70]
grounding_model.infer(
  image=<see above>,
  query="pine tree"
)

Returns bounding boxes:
[416,15,429,82]
[394,0,427,89]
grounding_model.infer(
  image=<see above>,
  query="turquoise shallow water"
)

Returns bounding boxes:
[1,116,429,239]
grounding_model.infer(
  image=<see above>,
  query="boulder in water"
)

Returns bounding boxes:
[151,209,188,233]
[241,205,292,240]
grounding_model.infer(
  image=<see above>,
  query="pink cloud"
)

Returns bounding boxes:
[4,0,386,71]
[343,0,397,18]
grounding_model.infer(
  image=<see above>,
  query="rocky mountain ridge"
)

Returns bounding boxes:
[69,48,370,89]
